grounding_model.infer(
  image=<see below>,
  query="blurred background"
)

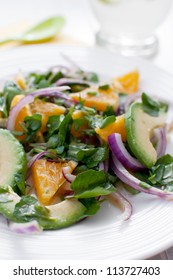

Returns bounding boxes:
[0,0,173,72]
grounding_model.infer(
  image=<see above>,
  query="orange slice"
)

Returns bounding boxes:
[32,159,77,205]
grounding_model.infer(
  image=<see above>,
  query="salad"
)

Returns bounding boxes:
[0,59,172,234]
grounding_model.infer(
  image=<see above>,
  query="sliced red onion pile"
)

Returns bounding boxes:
[6,87,74,131]
[107,190,132,221]
[111,154,173,200]
[9,220,42,234]
[108,133,145,171]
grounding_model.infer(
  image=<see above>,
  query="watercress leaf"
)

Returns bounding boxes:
[99,115,116,128]
[46,115,64,136]
[99,84,110,91]
[14,173,26,195]
[14,195,49,222]
[47,107,74,148]
[79,198,100,215]
[142,92,168,116]
[103,105,115,117]
[76,146,109,168]
[3,81,23,111]
[71,170,115,198]
[75,182,115,198]
[71,170,107,192]
[24,114,42,132]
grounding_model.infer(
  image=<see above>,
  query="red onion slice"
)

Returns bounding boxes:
[6,87,73,131]
[111,154,173,200]
[107,190,132,221]
[108,133,145,171]
[62,166,76,183]
[27,151,58,170]
[9,220,42,234]
[153,127,167,158]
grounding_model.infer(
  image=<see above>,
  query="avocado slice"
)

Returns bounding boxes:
[125,103,166,168]
[0,129,27,188]
[0,187,86,230]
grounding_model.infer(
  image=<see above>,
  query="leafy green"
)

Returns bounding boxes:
[46,115,64,136]
[100,115,116,128]
[103,106,115,117]
[0,81,23,116]
[71,170,115,198]
[14,173,26,195]
[142,92,168,116]
[47,107,73,149]
[98,84,110,91]
[76,147,109,168]
[149,155,173,189]
[21,114,42,142]
[80,198,100,215]
[14,195,49,222]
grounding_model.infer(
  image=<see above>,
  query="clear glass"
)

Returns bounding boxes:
[89,0,172,56]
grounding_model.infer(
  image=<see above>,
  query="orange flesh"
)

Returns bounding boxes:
[69,86,119,111]
[113,70,139,94]
[95,115,126,142]
[31,159,77,205]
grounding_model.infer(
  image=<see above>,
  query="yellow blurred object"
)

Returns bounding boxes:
[70,86,119,111]
[95,115,126,142]
[16,72,27,90]
[113,69,139,94]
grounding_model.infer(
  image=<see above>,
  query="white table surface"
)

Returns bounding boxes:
[0,0,173,260]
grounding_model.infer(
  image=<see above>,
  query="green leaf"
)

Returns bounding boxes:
[142,92,168,116]
[14,173,26,195]
[99,84,110,91]
[71,170,115,198]
[22,113,42,142]
[14,195,49,223]
[46,115,64,136]
[24,113,42,132]
[80,198,100,215]
[99,115,116,128]
[76,146,109,168]
[148,154,173,189]
[47,107,73,148]
[3,81,22,112]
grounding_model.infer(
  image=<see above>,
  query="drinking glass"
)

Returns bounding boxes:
[89,0,172,56]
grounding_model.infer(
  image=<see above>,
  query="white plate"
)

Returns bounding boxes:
[0,45,173,260]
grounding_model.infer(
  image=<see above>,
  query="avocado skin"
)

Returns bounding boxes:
[125,103,163,168]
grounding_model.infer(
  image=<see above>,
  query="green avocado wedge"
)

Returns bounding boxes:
[0,129,27,193]
[0,187,87,230]
[125,103,166,168]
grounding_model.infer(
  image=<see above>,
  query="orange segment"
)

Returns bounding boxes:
[30,99,66,132]
[113,70,139,94]
[95,115,126,142]
[32,159,77,205]
[69,86,119,111]
[11,94,32,140]
[72,110,84,120]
